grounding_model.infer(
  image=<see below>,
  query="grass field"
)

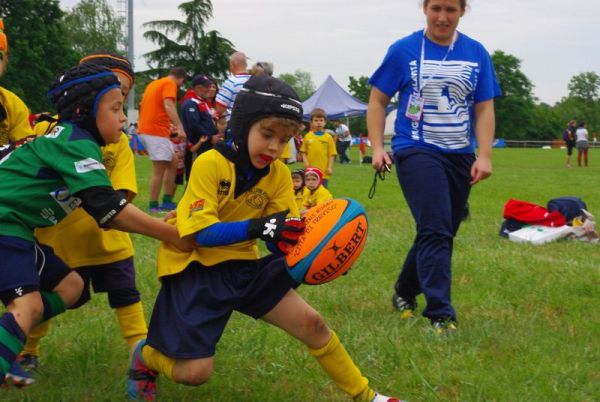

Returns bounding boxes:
[4,147,600,401]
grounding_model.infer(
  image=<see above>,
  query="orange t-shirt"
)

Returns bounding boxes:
[138,76,178,138]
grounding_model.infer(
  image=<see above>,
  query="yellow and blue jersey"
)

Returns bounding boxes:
[157,148,298,277]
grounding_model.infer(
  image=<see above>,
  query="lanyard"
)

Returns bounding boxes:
[418,29,458,94]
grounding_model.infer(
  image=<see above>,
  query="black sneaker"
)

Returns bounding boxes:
[391,294,417,319]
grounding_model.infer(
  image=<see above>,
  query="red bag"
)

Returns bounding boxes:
[503,199,566,227]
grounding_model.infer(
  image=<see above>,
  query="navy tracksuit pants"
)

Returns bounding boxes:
[393,148,475,321]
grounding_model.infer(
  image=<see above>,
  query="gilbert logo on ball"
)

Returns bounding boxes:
[285,198,368,285]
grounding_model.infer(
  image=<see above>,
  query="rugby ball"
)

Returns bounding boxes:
[285,198,368,285]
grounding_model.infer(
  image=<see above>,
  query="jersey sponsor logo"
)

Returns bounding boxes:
[189,199,205,216]
[102,150,116,173]
[46,125,66,139]
[218,179,231,196]
[74,158,106,173]
[40,207,58,225]
[245,188,269,210]
[50,187,82,214]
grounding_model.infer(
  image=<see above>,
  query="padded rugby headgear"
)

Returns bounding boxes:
[48,63,120,121]
[48,63,120,145]
[79,51,134,86]
[229,75,303,153]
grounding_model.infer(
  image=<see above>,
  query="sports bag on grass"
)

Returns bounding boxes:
[503,199,565,227]
[547,196,587,223]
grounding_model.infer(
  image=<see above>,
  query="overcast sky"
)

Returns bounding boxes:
[59,0,598,105]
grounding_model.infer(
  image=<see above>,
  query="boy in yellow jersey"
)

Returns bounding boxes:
[300,108,337,187]
[301,167,333,216]
[126,75,402,402]
[18,53,148,375]
[0,18,35,147]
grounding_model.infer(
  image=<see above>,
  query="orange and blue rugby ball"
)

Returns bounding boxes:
[285,198,368,285]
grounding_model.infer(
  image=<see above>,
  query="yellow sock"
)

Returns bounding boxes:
[115,302,148,348]
[141,343,175,380]
[354,387,376,402]
[308,331,372,399]
[23,320,51,356]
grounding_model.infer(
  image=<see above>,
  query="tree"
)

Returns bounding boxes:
[278,70,315,101]
[526,103,562,140]
[142,0,234,81]
[0,0,79,112]
[491,50,535,140]
[348,76,370,103]
[567,72,600,102]
[62,0,125,57]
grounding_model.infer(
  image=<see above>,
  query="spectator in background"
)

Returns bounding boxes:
[215,51,251,121]
[137,67,187,212]
[575,121,589,167]
[563,120,577,168]
[334,119,352,163]
[251,61,274,76]
[181,74,219,181]
[204,79,219,121]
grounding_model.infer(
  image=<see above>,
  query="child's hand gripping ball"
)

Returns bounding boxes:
[285,198,368,284]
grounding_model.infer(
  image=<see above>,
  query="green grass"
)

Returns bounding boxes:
[4,148,600,401]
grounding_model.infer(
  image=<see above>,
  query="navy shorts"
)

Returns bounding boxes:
[146,255,299,359]
[0,236,72,305]
[72,257,139,308]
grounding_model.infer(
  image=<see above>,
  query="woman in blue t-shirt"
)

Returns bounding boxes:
[367,0,501,333]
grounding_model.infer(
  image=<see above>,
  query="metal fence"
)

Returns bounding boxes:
[504,139,600,148]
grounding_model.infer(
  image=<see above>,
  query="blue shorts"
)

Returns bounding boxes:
[146,254,299,359]
[72,257,139,308]
[0,236,72,305]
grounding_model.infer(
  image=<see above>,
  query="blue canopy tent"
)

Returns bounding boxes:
[301,75,368,121]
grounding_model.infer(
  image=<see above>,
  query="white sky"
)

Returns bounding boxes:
[59,0,599,105]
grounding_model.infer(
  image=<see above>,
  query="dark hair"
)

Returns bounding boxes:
[169,67,186,79]
[310,108,327,121]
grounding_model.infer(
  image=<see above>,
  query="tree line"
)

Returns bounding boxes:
[1,0,598,141]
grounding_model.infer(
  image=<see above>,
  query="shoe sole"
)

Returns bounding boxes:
[5,375,35,388]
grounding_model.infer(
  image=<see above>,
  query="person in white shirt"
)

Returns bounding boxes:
[333,120,352,164]
[575,121,589,167]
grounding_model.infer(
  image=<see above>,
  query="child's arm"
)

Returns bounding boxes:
[301,153,309,168]
[77,186,194,251]
[109,204,195,251]
[327,155,335,176]
[195,210,304,254]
